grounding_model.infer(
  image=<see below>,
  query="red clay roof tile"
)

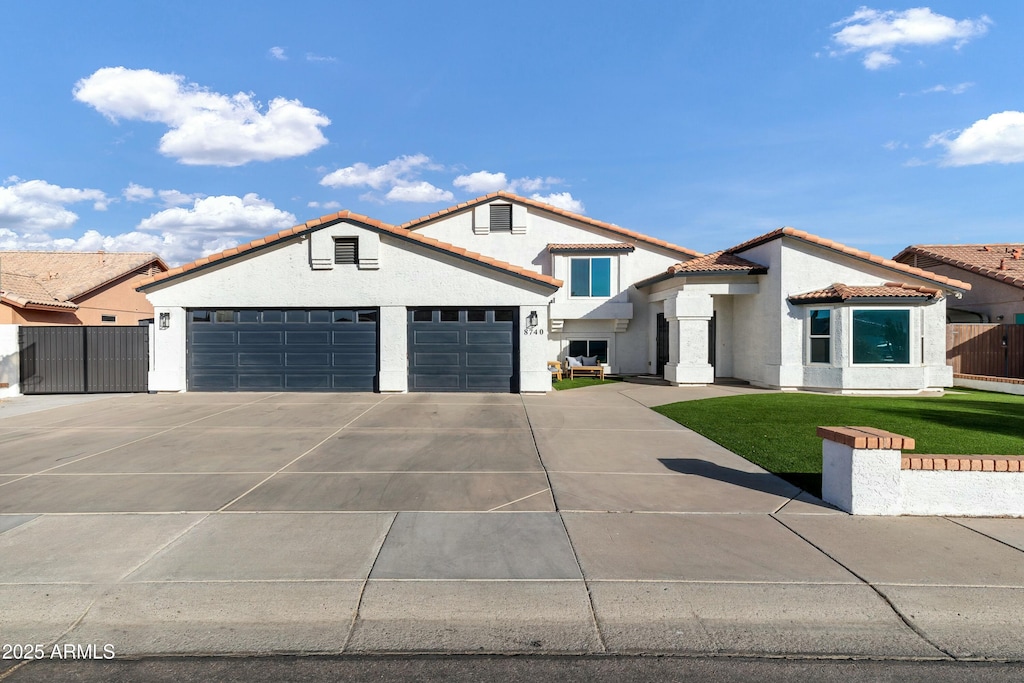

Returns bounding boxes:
[893,244,1024,290]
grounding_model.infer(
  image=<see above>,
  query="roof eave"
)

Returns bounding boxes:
[634,269,766,289]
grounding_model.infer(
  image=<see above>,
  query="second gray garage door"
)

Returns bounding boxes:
[407,308,518,392]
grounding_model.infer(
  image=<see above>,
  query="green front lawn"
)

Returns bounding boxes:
[652,389,1024,496]
[552,377,622,390]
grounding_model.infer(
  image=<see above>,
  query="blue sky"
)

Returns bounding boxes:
[1,1,1022,265]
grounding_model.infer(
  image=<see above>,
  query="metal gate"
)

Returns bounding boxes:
[18,326,149,394]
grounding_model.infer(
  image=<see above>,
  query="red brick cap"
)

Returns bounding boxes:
[817,426,915,450]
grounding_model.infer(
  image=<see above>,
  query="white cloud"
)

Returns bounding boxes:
[385,182,454,203]
[320,154,434,189]
[831,7,991,69]
[453,171,509,194]
[530,192,585,214]
[306,53,337,63]
[452,170,563,195]
[882,140,908,151]
[73,67,330,166]
[269,46,287,61]
[307,200,342,209]
[902,82,974,97]
[123,183,155,202]
[158,189,203,207]
[0,177,110,232]
[929,111,1024,166]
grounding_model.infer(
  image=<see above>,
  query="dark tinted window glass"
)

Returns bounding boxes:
[309,310,331,323]
[570,258,590,296]
[215,310,234,323]
[811,338,830,363]
[334,310,355,323]
[440,310,459,322]
[412,309,433,322]
[285,310,306,323]
[358,310,378,323]
[191,310,211,323]
[590,340,609,363]
[238,310,260,323]
[568,340,588,357]
[262,310,283,323]
[467,310,486,322]
[810,309,830,336]
[494,309,514,322]
[590,258,611,297]
[853,310,910,364]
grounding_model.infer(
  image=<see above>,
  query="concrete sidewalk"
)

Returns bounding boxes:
[1,384,1022,661]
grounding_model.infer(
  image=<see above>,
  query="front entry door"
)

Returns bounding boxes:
[656,313,669,376]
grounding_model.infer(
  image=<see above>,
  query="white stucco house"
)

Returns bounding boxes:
[137,192,970,394]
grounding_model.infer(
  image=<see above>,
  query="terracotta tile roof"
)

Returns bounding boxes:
[0,251,165,309]
[728,227,972,292]
[666,251,767,274]
[788,282,941,304]
[400,191,702,258]
[633,251,767,288]
[547,242,635,252]
[893,244,1024,290]
[137,211,563,290]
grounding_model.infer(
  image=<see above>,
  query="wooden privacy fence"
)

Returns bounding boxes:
[947,323,1024,379]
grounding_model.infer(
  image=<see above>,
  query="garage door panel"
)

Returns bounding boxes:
[238,331,283,345]
[333,352,379,367]
[192,353,238,368]
[465,353,513,367]
[285,330,332,345]
[188,308,378,392]
[466,330,512,345]
[238,353,283,366]
[333,330,377,345]
[407,308,518,393]
[192,331,237,345]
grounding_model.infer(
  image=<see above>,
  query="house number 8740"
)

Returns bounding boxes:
[523,328,545,335]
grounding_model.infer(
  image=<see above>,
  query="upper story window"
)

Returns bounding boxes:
[334,237,358,264]
[808,309,831,364]
[570,257,611,297]
[852,309,910,364]
[489,204,512,232]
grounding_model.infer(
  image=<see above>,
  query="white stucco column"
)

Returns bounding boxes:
[149,306,187,392]
[378,306,408,393]
[519,305,550,393]
[0,324,20,397]
[664,291,715,385]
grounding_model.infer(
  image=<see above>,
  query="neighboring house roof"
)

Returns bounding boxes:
[727,227,972,292]
[0,251,166,310]
[137,210,564,290]
[547,242,635,253]
[893,244,1024,290]
[633,251,768,288]
[400,191,702,259]
[788,282,941,305]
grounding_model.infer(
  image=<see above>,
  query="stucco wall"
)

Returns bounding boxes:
[143,223,555,393]
[0,324,19,396]
[734,238,952,392]
[1,270,157,326]
[411,202,686,374]
[918,262,1024,322]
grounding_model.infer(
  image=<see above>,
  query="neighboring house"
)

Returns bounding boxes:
[137,193,968,394]
[0,251,167,325]
[893,244,1024,323]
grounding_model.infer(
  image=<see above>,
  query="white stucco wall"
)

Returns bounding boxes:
[823,441,1024,517]
[143,223,555,392]
[410,201,688,374]
[0,324,19,397]
[916,262,1024,323]
[730,238,953,393]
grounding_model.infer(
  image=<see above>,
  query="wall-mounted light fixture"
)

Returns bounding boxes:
[159,312,170,330]
[527,310,538,328]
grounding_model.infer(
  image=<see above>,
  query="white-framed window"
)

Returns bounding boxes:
[567,339,609,363]
[808,309,831,364]
[852,308,911,365]
[570,257,612,297]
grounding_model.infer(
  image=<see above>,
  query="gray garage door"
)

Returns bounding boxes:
[407,308,518,392]
[187,308,378,391]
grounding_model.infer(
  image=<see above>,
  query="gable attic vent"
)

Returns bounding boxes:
[490,204,512,232]
[334,237,359,264]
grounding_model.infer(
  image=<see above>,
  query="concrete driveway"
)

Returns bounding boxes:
[1,385,1023,660]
